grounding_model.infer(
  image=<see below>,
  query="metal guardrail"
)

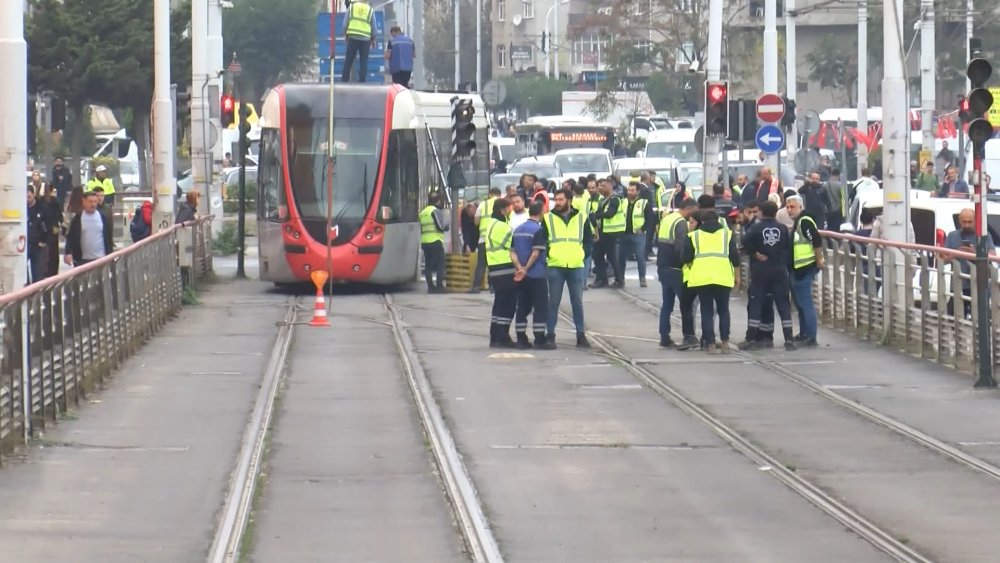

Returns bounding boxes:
[0,217,213,462]
[810,230,996,375]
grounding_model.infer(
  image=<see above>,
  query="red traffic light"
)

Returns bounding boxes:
[222,95,234,112]
[959,97,970,112]
[707,84,728,104]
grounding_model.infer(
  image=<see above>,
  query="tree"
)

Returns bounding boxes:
[806,34,856,106]
[222,0,317,101]
[497,77,568,117]
[422,0,492,88]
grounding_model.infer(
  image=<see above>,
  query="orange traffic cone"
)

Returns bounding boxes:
[309,270,330,327]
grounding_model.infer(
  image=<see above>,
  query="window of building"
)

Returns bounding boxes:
[571,32,609,66]
[497,0,505,21]
[677,0,695,13]
[797,80,809,94]
[675,41,695,69]
[497,44,506,68]
[522,0,534,19]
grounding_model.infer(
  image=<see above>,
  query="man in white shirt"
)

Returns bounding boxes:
[508,194,529,230]
[64,191,112,266]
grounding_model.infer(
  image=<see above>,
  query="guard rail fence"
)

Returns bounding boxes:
[0,217,214,462]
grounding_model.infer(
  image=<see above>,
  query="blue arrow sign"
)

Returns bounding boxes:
[755,125,785,154]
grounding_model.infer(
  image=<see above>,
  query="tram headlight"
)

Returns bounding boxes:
[373,226,383,235]
[365,232,373,240]
[292,231,300,239]
[352,264,361,272]
[303,264,312,272]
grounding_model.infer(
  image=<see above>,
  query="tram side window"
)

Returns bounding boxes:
[258,128,285,221]
[379,129,420,223]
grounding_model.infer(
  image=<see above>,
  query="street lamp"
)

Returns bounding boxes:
[544,0,569,79]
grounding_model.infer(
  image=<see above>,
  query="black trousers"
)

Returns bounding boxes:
[422,241,445,290]
[490,276,517,343]
[680,282,697,339]
[391,70,412,87]
[593,233,623,283]
[747,269,794,341]
[645,217,658,257]
[472,242,488,290]
[341,38,371,82]
[696,284,731,344]
[46,231,59,278]
[28,246,47,284]
[515,276,549,341]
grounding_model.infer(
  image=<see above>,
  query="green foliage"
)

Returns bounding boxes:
[214,222,240,255]
[222,0,317,101]
[90,156,120,178]
[223,179,258,213]
[646,72,698,115]
[806,34,857,106]
[497,77,568,116]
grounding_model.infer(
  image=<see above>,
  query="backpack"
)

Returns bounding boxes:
[130,210,150,242]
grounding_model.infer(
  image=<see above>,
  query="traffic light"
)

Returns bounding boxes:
[450,96,477,160]
[176,90,191,120]
[704,81,729,137]
[221,93,235,127]
[959,97,973,123]
[781,96,796,128]
[966,53,994,159]
[238,102,252,155]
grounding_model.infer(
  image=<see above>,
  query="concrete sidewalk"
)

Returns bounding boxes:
[0,278,288,563]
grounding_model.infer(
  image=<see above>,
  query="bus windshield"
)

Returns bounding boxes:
[287,117,383,223]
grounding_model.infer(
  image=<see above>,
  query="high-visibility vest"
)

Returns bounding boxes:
[419,205,443,244]
[86,177,116,196]
[656,185,671,211]
[546,211,585,268]
[627,198,647,232]
[601,196,626,233]
[485,219,514,267]
[571,190,591,219]
[478,197,497,239]
[345,1,373,38]
[657,212,685,244]
[531,190,550,213]
[686,228,735,288]
[793,215,818,269]
[731,184,743,197]
[588,194,602,215]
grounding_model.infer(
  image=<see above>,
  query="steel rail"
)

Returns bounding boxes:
[613,287,1000,484]
[207,299,297,563]
[558,309,931,563]
[383,294,503,563]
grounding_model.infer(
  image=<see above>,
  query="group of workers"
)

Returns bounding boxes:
[418,165,828,353]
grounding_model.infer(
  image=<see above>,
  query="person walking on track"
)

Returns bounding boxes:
[511,201,549,349]
[683,209,740,354]
[544,188,591,348]
[419,191,448,293]
[485,199,516,347]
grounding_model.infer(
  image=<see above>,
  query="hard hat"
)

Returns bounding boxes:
[95,165,107,172]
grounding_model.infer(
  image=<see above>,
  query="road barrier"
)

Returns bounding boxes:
[0,217,213,462]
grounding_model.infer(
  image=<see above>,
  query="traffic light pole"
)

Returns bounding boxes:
[236,85,246,279]
[973,155,995,388]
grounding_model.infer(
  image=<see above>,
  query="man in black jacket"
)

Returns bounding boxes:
[739,201,797,350]
[26,187,50,283]
[50,157,73,208]
[64,191,113,267]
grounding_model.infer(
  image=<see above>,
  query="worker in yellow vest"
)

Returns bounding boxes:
[471,187,502,293]
[582,178,601,283]
[86,165,116,209]
[341,0,376,82]
[656,199,698,348]
[618,181,650,287]
[418,191,449,293]
[484,198,516,347]
[786,195,824,346]
[682,209,741,355]
[590,177,626,288]
[543,187,592,348]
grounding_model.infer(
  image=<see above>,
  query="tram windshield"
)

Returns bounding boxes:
[287,117,384,223]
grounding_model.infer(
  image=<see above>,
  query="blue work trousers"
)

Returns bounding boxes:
[791,268,818,339]
[618,232,647,279]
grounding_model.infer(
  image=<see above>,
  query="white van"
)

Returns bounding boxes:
[643,129,699,163]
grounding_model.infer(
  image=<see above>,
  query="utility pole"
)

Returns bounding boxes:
[191,1,211,221]
[413,0,426,88]
[153,0,176,232]
[554,0,560,79]
[702,0,724,188]
[857,0,869,178]
[785,0,797,164]
[966,0,974,92]
[0,0,27,293]
[454,0,460,89]
[919,0,935,154]
[762,0,779,173]
[881,0,910,243]
[475,0,482,91]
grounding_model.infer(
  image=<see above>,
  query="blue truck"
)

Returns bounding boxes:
[317,11,386,83]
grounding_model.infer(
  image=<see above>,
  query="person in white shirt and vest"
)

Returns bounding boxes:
[485,198,516,347]
[419,191,449,293]
[511,201,549,349]
[682,209,741,354]
[618,181,650,287]
[786,195,824,346]
[341,0,376,83]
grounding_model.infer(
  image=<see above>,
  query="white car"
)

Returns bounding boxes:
[553,148,613,184]
[612,157,680,186]
[643,129,699,163]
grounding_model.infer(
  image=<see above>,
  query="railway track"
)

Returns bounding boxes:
[557,304,933,563]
